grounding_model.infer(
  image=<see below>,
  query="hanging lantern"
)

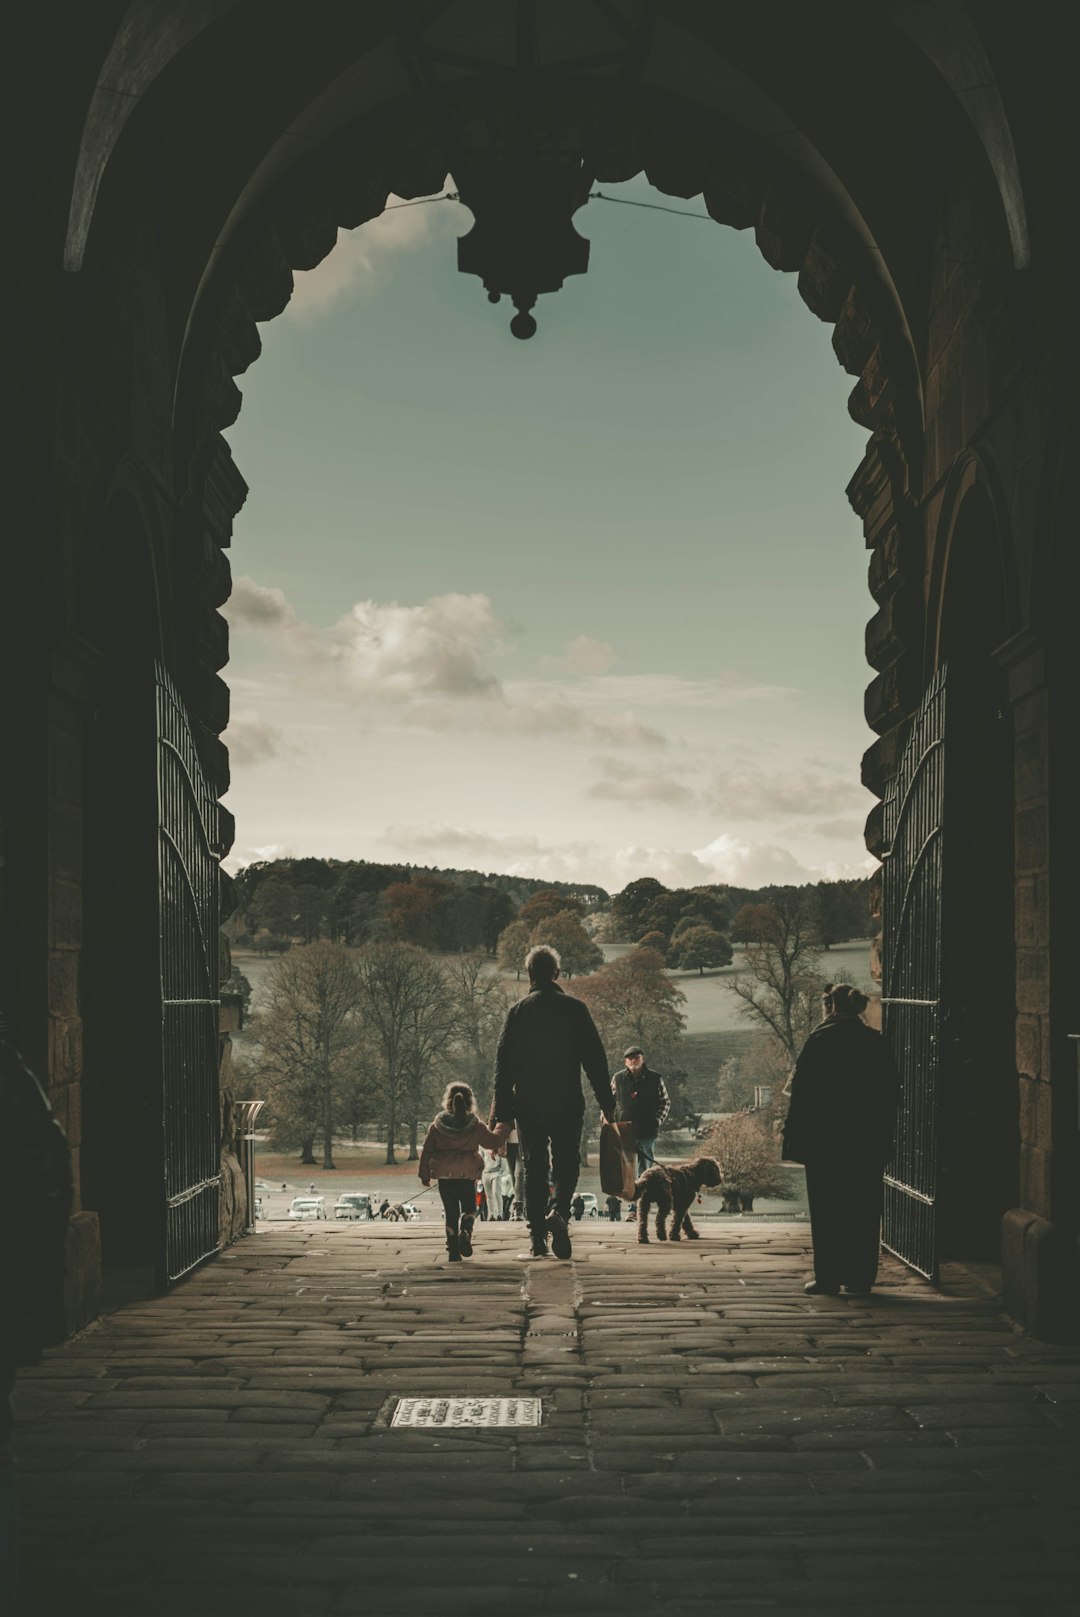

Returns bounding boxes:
[398,0,656,337]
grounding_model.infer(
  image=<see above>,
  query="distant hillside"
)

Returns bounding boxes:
[232,855,608,910]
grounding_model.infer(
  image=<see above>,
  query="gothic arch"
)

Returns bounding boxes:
[169,91,926,845]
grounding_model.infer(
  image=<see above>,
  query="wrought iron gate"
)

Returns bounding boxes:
[880,665,946,1281]
[156,663,222,1282]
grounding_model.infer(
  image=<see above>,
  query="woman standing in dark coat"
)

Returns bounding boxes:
[782,984,900,1296]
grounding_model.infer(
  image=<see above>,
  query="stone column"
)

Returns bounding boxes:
[998,630,1078,1338]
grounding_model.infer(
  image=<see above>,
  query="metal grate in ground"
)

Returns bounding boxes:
[391,1395,541,1428]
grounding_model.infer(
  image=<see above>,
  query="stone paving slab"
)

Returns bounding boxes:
[11,1220,1080,1616]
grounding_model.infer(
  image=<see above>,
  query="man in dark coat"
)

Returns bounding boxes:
[611,1046,670,1176]
[492,945,613,1259]
[781,983,900,1295]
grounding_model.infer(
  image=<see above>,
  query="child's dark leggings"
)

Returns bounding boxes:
[438,1179,474,1232]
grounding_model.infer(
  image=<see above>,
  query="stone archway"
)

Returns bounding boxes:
[170,89,927,883]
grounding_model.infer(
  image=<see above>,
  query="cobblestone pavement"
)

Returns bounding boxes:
[12,1222,1080,1616]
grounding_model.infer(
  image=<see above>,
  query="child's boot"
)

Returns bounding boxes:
[445,1226,462,1262]
[459,1214,475,1257]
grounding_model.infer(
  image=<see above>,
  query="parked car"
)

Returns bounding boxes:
[253,1196,264,1219]
[334,1193,374,1221]
[578,1193,599,1218]
[288,1196,326,1220]
[398,1202,421,1221]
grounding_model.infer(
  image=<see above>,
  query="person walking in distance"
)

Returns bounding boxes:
[491,945,614,1260]
[481,1148,505,1221]
[781,983,900,1296]
[419,1083,504,1262]
[612,1046,670,1178]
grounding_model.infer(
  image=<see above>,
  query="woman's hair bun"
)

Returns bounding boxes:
[824,982,869,1017]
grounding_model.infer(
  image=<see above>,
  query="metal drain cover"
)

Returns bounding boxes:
[392,1396,541,1429]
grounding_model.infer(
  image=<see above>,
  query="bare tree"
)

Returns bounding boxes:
[400,955,457,1159]
[357,942,452,1165]
[257,941,365,1168]
[727,891,826,1060]
[442,953,513,1103]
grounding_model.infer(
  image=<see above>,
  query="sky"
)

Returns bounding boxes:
[221,175,878,895]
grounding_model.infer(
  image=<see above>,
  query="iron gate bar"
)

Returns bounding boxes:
[156,663,223,1284]
[880,664,947,1282]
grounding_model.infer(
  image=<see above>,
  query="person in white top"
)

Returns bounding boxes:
[481,1148,505,1221]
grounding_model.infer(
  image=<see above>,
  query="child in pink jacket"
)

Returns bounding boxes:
[419,1082,504,1262]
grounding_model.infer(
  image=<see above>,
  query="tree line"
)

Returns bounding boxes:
[227,857,607,957]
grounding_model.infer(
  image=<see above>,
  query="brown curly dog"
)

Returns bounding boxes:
[634,1157,722,1243]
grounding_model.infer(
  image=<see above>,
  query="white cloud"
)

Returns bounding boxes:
[226,577,320,665]
[707,763,868,821]
[284,190,467,321]
[543,635,617,675]
[692,833,814,886]
[380,823,861,894]
[586,756,694,807]
[329,594,502,699]
[222,841,296,876]
[223,712,286,768]
[227,578,672,748]
[227,579,502,703]
[382,824,616,887]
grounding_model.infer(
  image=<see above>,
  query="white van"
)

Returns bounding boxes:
[288,1196,326,1220]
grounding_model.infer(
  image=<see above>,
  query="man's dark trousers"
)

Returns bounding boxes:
[518,1111,583,1239]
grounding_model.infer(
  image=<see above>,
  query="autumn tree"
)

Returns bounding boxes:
[519,888,584,930]
[379,877,451,949]
[727,890,825,1060]
[575,946,686,1071]
[703,1111,792,1210]
[530,909,604,979]
[256,941,366,1168]
[496,919,531,979]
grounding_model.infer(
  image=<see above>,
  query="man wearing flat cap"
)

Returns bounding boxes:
[611,1046,670,1180]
